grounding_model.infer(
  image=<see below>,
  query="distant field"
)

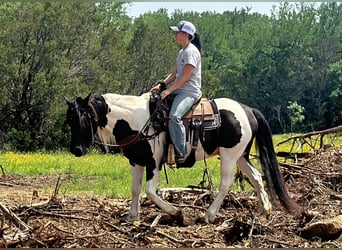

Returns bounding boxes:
[0,150,223,198]
[0,134,340,198]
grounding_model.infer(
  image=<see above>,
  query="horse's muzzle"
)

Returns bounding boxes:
[71,146,86,157]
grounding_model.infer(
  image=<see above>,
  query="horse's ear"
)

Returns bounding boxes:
[64,96,73,106]
[85,93,92,104]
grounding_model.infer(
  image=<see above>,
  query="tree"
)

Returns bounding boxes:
[128,10,177,95]
[287,101,305,133]
[0,2,340,151]
[0,2,128,150]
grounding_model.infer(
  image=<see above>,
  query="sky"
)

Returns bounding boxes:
[125,2,280,18]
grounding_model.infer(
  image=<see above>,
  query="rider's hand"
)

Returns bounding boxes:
[149,85,160,93]
[150,80,166,94]
[160,89,171,100]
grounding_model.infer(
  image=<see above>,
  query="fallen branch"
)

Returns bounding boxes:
[0,182,13,187]
[0,165,6,177]
[0,202,32,232]
[0,229,31,248]
[150,214,162,228]
[72,232,108,239]
[156,230,210,246]
[276,125,342,150]
[39,210,94,221]
[25,176,64,209]
[253,235,295,247]
[51,175,62,200]
[0,202,33,248]
[108,232,138,247]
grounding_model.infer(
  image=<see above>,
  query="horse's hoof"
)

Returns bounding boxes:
[125,214,140,224]
[204,212,216,224]
[264,207,272,218]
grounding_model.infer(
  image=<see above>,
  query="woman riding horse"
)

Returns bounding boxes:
[65,91,303,224]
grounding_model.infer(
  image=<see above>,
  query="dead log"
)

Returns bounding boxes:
[277,151,313,159]
[276,125,342,151]
[300,215,342,240]
[0,182,13,187]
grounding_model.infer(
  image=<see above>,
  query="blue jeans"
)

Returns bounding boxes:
[168,93,196,157]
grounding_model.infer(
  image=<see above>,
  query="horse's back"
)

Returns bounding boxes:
[213,97,243,111]
[214,98,251,122]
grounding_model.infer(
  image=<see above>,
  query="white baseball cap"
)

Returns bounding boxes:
[170,21,196,36]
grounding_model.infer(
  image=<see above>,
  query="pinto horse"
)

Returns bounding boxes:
[65,92,302,223]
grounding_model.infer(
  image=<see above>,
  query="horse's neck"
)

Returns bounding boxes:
[102,93,151,130]
[102,93,149,109]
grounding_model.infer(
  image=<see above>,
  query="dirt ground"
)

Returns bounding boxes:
[0,145,341,248]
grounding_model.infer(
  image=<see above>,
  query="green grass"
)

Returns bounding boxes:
[0,151,132,197]
[0,150,244,198]
[1,133,340,198]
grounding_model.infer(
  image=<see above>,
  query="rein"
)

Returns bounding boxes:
[115,108,162,151]
[116,134,142,151]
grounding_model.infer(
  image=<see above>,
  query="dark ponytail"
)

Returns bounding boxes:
[190,32,201,53]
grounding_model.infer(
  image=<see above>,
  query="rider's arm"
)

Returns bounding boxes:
[163,67,177,84]
[160,64,194,100]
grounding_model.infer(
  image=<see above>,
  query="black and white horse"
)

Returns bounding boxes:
[65,92,302,223]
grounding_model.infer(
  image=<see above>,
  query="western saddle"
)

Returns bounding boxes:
[149,92,221,165]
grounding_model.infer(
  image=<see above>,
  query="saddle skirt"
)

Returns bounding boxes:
[183,98,221,131]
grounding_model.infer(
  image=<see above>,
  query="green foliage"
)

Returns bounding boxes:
[128,10,178,94]
[287,101,305,133]
[326,60,342,126]
[7,128,33,151]
[0,2,341,151]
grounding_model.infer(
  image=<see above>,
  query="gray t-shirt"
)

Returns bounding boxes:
[174,43,201,99]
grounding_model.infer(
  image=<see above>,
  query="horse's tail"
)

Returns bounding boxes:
[252,108,303,213]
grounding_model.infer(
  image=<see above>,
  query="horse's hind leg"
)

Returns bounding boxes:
[205,150,238,223]
[236,157,272,214]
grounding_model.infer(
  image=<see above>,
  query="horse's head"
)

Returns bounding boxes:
[65,93,99,157]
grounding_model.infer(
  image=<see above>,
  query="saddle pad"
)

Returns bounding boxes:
[183,98,215,120]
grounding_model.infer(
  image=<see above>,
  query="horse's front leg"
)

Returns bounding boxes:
[127,164,144,222]
[145,167,180,217]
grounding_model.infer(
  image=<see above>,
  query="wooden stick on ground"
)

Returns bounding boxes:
[150,214,162,228]
[0,182,13,187]
[0,202,32,232]
[0,165,6,177]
